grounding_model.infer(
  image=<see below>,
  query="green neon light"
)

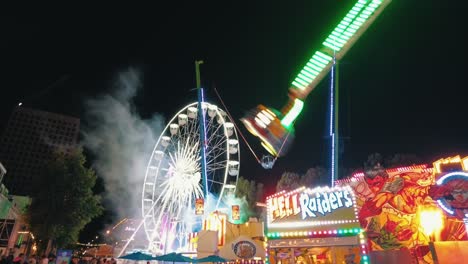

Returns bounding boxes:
[323,0,383,52]
[295,78,309,87]
[307,62,324,73]
[298,73,313,82]
[290,0,389,91]
[292,51,333,90]
[300,70,315,79]
[280,98,304,128]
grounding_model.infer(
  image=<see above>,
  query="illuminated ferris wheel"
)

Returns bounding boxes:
[141,102,240,253]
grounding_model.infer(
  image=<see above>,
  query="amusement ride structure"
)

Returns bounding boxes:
[117,0,393,257]
[141,100,240,253]
[241,0,391,184]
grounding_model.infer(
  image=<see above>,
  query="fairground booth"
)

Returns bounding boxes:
[265,186,369,264]
[192,211,267,263]
[335,155,468,263]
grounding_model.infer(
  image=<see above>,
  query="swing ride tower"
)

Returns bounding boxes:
[241,0,391,184]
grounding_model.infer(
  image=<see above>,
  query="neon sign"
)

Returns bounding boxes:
[266,186,360,234]
[268,189,353,221]
[300,190,353,218]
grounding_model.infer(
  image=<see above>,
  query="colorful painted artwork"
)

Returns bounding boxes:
[338,164,467,253]
[430,172,468,220]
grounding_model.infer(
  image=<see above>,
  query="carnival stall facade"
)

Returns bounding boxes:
[265,186,369,264]
[192,211,266,263]
[335,155,468,263]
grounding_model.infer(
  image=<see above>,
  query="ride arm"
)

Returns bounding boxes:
[241,0,391,157]
[290,0,392,100]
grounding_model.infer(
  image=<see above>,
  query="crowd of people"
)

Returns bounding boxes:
[0,254,118,264]
[0,253,55,264]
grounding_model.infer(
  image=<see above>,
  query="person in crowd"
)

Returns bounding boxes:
[6,255,14,264]
[12,254,24,264]
[28,255,37,264]
[0,255,7,264]
[40,255,47,264]
[47,254,55,264]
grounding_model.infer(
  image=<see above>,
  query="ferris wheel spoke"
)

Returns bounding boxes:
[206,153,228,169]
[206,135,226,151]
[206,159,228,170]
[186,119,200,141]
[207,178,225,185]
[207,135,227,152]
[205,116,219,134]
[206,141,227,158]
[205,126,224,145]
[206,166,226,175]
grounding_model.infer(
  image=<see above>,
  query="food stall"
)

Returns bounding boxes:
[265,186,369,264]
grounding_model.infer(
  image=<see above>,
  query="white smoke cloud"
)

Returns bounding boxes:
[82,67,164,222]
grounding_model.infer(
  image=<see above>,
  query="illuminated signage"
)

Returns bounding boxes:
[268,189,353,221]
[266,186,360,234]
[195,198,204,215]
[232,205,240,220]
[433,155,468,174]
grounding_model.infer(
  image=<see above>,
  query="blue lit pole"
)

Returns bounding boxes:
[330,43,339,187]
[333,53,340,187]
[195,60,208,199]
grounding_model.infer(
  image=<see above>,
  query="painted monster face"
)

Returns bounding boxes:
[452,189,467,203]
[365,175,386,193]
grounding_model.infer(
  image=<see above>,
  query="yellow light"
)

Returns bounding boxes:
[261,141,278,156]
[432,155,467,174]
[418,206,444,241]
[462,156,468,171]
[203,211,227,246]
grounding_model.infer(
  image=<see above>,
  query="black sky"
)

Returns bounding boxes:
[2,1,468,194]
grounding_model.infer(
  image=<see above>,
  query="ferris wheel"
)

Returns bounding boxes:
[141,101,240,253]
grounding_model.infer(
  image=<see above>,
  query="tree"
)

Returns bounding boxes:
[27,148,103,252]
[235,177,264,219]
[276,167,328,192]
[276,172,301,192]
[302,167,327,187]
[364,153,384,169]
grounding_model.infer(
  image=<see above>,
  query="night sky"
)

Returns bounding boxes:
[1,1,468,238]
